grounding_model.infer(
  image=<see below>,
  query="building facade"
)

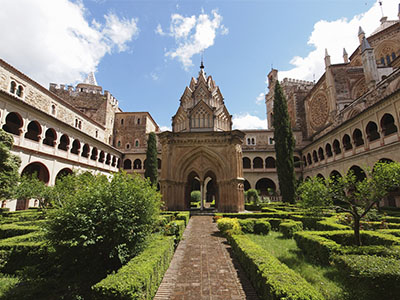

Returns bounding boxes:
[1,11,400,211]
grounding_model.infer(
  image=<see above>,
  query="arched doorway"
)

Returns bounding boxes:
[204,170,218,209]
[186,171,201,210]
[55,168,73,182]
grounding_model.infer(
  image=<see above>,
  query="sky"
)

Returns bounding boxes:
[0,0,399,131]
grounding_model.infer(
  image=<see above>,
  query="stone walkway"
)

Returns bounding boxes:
[154,216,259,300]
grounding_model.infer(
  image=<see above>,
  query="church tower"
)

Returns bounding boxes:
[159,63,245,213]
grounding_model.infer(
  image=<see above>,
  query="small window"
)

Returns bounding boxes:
[51,105,56,115]
[16,85,23,97]
[386,55,391,65]
[95,130,98,138]
[75,119,78,128]
[10,81,16,94]
[381,57,385,65]
[121,119,124,125]
[78,121,82,129]
[251,138,255,145]
[137,118,141,125]
[135,140,139,147]
[247,138,251,145]
[392,52,396,60]
[269,137,274,145]
[117,141,121,147]
[126,143,130,150]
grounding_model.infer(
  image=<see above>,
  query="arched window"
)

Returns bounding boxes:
[255,178,276,196]
[318,147,324,160]
[121,119,124,125]
[81,144,90,158]
[307,153,312,165]
[126,143,130,150]
[381,113,398,136]
[99,151,105,163]
[43,128,57,147]
[353,129,364,146]
[303,156,307,167]
[253,157,263,169]
[71,139,80,155]
[366,121,380,141]
[333,139,341,154]
[16,85,24,97]
[316,173,325,181]
[313,150,318,163]
[133,159,142,169]
[243,157,251,169]
[123,159,132,170]
[342,134,352,151]
[58,134,69,151]
[348,165,366,182]
[51,105,56,115]
[265,157,276,168]
[112,156,116,167]
[135,140,140,147]
[325,143,333,157]
[137,118,141,125]
[330,170,342,182]
[9,81,16,94]
[106,154,111,165]
[90,147,98,160]
[25,121,41,142]
[2,112,23,135]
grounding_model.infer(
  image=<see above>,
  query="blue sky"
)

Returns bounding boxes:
[0,0,398,130]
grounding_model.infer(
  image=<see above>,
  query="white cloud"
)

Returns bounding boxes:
[160,126,172,132]
[256,93,265,105]
[279,0,399,81]
[150,72,159,81]
[232,114,268,130]
[155,24,165,36]
[157,10,227,70]
[0,0,139,86]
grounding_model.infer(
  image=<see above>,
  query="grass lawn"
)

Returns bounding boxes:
[247,231,349,300]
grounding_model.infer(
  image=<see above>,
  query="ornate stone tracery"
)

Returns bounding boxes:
[309,93,329,130]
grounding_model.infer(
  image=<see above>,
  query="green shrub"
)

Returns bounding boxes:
[338,245,400,258]
[244,204,260,211]
[175,212,190,226]
[164,220,185,244]
[383,216,400,224]
[246,189,259,204]
[253,220,271,235]
[290,214,322,229]
[45,172,161,274]
[92,235,175,300]
[227,234,323,300]
[190,190,201,202]
[333,254,400,300]
[315,216,350,231]
[238,219,255,233]
[279,220,303,238]
[216,218,241,235]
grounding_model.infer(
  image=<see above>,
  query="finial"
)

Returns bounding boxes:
[343,48,348,56]
[358,26,365,36]
[200,51,204,69]
[325,48,329,57]
[83,72,98,86]
[343,48,349,63]
[361,37,372,52]
[379,1,384,18]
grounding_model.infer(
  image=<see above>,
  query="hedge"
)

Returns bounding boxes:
[0,231,47,273]
[289,215,323,229]
[227,234,323,300]
[315,216,350,231]
[253,220,271,235]
[216,211,296,219]
[175,212,190,226]
[164,220,185,244]
[238,219,255,233]
[92,235,175,300]
[333,254,400,300]
[0,223,40,239]
[294,230,400,265]
[279,220,303,238]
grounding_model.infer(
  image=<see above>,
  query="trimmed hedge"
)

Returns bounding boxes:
[92,235,175,300]
[290,215,322,229]
[175,212,190,226]
[279,220,303,238]
[238,219,255,233]
[260,207,278,213]
[0,223,40,239]
[334,254,400,300]
[216,218,241,235]
[0,231,47,273]
[315,216,350,231]
[164,220,185,244]
[294,230,400,265]
[253,220,271,235]
[227,234,323,300]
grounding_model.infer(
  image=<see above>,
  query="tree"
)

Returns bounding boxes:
[273,81,296,203]
[15,174,49,208]
[144,132,158,186]
[0,129,21,202]
[246,189,260,205]
[298,162,400,246]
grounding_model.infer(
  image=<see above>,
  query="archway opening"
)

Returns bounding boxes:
[348,165,366,182]
[186,171,201,210]
[3,112,23,136]
[204,170,218,209]
[21,162,50,184]
[55,168,73,182]
[255,178,276,197]
[243,179,251,191]
[25,121,41,141]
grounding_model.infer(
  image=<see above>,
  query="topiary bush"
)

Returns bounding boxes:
[238,219,256,233]
[253,220,271,235]
[216,218,241,235]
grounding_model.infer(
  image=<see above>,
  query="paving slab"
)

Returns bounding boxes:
[154,216,259,300]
